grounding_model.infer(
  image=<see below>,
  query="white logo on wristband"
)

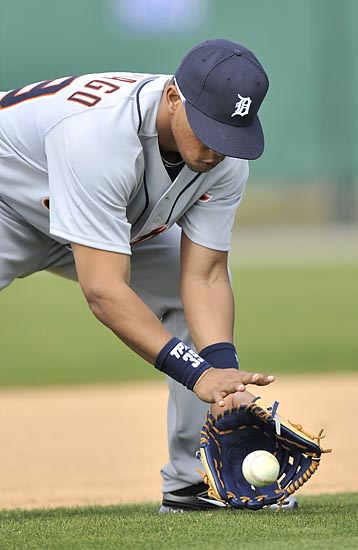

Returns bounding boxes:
[170,342,204,368]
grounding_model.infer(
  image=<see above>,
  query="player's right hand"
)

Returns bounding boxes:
[193,367,275,408]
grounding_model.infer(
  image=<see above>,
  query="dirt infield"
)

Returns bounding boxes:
[0,373,356,510]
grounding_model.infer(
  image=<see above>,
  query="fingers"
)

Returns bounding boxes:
[193,368,276,406]
[240,371,275,386]
[211,389,256,414]
[212,381,247,408]
[215,372,275,400]
[213,393,226,407]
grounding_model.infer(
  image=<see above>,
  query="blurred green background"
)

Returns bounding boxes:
[0,259,357,387]
[0,0,357,386]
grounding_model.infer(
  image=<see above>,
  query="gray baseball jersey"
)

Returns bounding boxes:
[0,72,248,254]
[0,71,250,495]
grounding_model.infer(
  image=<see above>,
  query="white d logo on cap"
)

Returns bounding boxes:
[231,93,252,117]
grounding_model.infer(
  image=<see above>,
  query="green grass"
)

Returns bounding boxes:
[0,263,357,387]
[0,494,357,549]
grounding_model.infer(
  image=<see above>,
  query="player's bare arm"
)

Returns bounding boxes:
[72,240,274,406]
[180,231,274,406]
[180,231,235,350]
[71,242,172,363]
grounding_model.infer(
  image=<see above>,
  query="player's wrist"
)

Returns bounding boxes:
[199,341,239,369]
[155,337,212,390]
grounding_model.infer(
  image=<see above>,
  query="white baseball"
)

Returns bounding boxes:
[242,450,280,487]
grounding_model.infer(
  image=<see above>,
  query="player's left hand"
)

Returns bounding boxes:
[193,367,275,407]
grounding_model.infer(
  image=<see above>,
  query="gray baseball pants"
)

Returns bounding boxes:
[0,198,208,492]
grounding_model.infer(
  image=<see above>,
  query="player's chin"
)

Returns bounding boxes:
[190,161,219,173]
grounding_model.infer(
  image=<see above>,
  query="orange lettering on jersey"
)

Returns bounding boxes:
[67,91,102,107]
[131,225,168,245]
[85,80,120,94]
[197,192,212,202]
[66,77,125,107]
[42,197,50,210]
[104,76,138,84]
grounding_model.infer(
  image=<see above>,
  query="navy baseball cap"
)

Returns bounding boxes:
[175,38,269,160]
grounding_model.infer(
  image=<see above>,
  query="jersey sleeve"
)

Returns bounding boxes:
[44,109,142,254]
[177,158,249,251]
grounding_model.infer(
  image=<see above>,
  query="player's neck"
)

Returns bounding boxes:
[161,151,183,164]
[156,91,180,163]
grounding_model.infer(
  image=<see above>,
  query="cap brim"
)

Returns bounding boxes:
[184,102,264,160]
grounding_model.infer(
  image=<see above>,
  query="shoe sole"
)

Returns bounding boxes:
[159,496,298,513]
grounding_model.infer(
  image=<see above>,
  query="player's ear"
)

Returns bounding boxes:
[166,83,181,114]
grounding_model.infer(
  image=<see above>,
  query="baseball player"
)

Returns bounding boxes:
[0,38,274,511]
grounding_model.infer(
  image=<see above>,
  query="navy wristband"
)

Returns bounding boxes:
[155,337,212,391]
[199,342,239,369]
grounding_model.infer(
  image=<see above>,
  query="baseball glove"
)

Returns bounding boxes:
[198,397,331,510]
